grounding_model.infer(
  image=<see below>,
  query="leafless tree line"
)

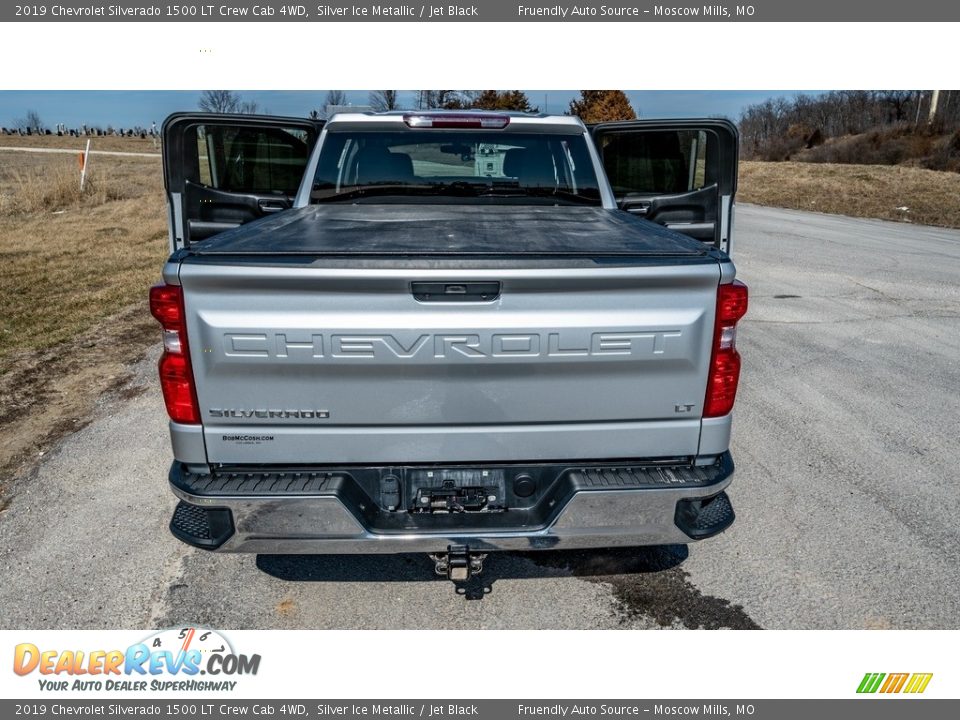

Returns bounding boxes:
[739,91,959,160]
[198,90,262,114]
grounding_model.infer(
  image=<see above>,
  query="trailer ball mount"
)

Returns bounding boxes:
[430,545,488,582]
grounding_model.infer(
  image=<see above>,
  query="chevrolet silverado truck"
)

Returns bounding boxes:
[153,110,747,580]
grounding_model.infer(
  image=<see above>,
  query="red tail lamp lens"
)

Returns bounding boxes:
[704,281,748,418]
[149,284,200,425]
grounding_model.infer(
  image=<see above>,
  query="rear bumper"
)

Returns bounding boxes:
[167,453,735,553]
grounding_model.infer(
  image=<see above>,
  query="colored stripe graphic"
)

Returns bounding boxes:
[904,673,933,694]
[857,672,932,694]
[857,673,885,693]
[880,673,909,693]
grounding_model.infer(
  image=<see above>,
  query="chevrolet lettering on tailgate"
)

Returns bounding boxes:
[220,330,685,360]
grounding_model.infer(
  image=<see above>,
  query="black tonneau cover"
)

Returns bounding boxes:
[184,205,709,257]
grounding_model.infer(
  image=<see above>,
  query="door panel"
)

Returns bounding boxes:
[591,119,738,253]
[162,113,323,249]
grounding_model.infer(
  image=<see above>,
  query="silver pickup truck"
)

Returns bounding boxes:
[153,110,747,580]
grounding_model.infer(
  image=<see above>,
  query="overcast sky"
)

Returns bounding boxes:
[0,90,823,129]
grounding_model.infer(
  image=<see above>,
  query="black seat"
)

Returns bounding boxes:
[502,146,557,188]
[603,132,686,195]
[502,148,525,178]
[354,146,414,185]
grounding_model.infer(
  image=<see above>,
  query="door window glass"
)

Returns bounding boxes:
[191,124,313,195]
[600,129,711,195]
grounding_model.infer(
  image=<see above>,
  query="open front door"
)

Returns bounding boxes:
[590,119,738,253]
[162,113,323,250]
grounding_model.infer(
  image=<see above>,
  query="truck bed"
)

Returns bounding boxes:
[184,204,713,258]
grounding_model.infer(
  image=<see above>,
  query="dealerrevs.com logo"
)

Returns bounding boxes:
[857,672,933,694]
[13,627,260,692]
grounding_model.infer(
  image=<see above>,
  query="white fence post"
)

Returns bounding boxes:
[79,138,91,191]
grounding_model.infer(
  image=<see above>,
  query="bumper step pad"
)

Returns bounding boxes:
[674,491,735,539]
[169,501,234,549]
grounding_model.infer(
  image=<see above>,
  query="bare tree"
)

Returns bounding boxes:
[14,109,44,132]
[417,90,442,109]
[416,90,540,112]
[736,89,960,163]
[325,90,348,107]
[418,90,473,109]
[198,91,263,115]
[198,90,242,113]
[877,90,914,123]
[369,90,399,112]
[309,90,350,119]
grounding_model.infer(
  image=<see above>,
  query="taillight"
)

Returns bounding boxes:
[148,285,182,328]
[150,284,200,424]
[402,113,510,129]
[704,280,748,418]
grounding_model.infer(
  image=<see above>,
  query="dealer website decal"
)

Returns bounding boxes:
[12,628,260,693]
[856,673,933,694]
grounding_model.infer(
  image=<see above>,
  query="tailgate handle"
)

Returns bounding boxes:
[411,282,501,302]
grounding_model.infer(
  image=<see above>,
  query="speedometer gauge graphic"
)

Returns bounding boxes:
[140,626,234,658]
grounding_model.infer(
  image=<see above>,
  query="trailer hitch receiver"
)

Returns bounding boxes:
[430,545,487,582]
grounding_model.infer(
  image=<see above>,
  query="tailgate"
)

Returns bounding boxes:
[178,261,720,464]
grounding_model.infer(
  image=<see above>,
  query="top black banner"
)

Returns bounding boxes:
[5,0,960,22]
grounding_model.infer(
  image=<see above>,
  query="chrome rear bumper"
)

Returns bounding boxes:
[168,453,735,553]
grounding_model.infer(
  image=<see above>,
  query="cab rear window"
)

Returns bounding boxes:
[310,129,603,205]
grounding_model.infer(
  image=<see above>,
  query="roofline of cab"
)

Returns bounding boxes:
[324,110,587,131]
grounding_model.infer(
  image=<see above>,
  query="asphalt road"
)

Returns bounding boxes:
[2,204,958,630]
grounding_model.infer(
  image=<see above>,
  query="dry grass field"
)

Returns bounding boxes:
[739,160,960,228]
[0,134,160,153]
[0,153,166,354]
[0,142,167,483]
[1,135,959,488]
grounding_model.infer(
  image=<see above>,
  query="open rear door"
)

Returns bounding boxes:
[590,119,738,253]
[162,113,323,250]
